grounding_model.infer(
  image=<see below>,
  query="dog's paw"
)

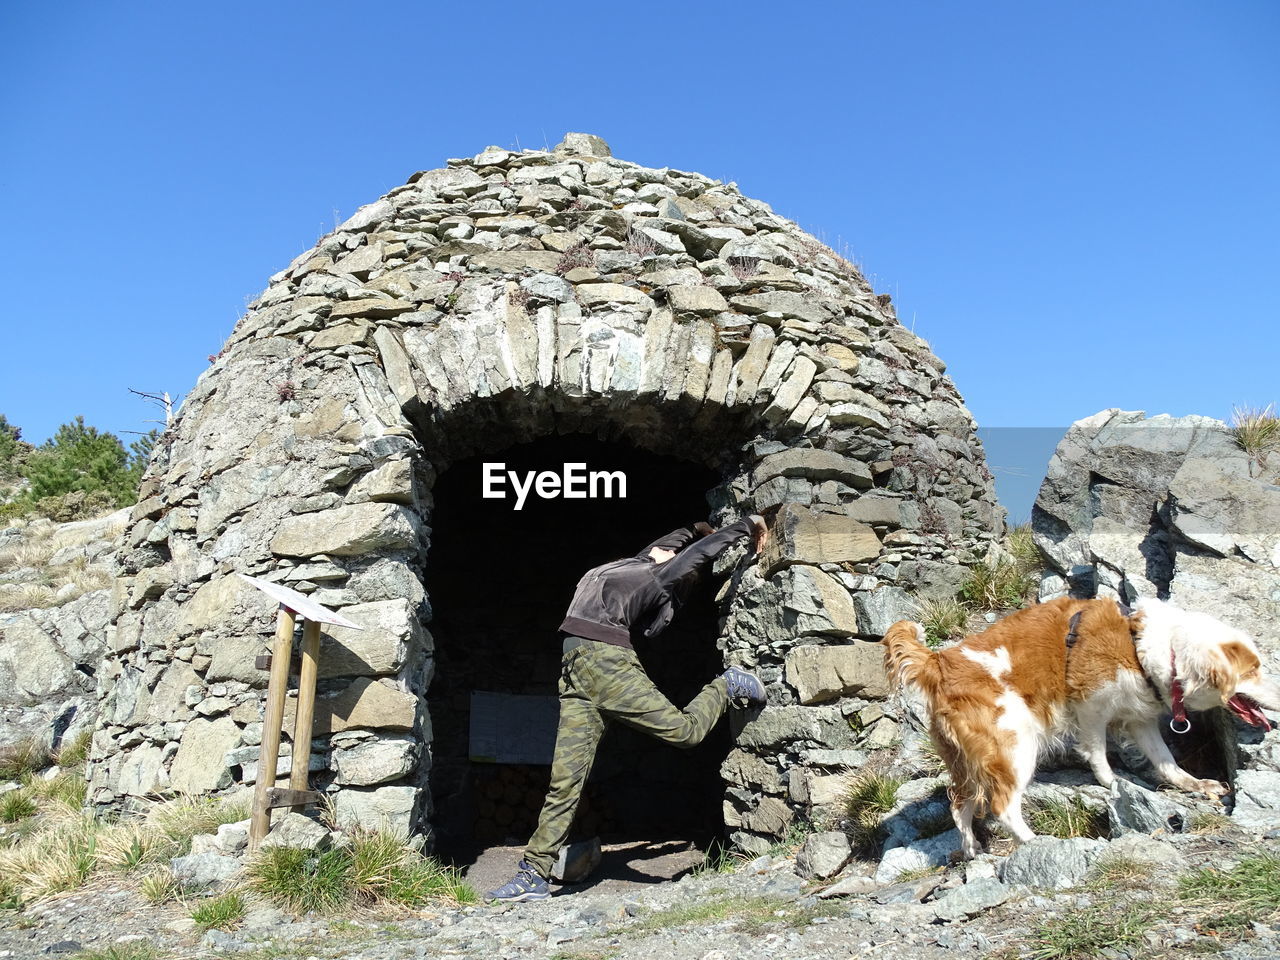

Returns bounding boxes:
[1192,778,1231,797]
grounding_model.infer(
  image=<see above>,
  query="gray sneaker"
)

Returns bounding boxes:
[485,859,550,903]
[722,666,766,705]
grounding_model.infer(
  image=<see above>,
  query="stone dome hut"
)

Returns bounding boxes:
[91,133,1002,858]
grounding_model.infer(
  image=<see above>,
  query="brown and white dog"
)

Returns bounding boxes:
[883,596,1280,859]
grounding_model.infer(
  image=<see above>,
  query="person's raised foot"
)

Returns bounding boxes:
[484,859,550,903]
[722,666,767,706]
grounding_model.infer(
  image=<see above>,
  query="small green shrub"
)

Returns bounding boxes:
[55,729,93,770]
[0,874,18,910]
[960,556,1036,611]
[0,790,36,824]
[916,596,969,647]
[248,846,352,914]
[24,769,88,809]
[33,489,120,523]
[1231,403,1280,464]
[766,820,814,858]
[842,771,902,854]
[1189,811,1232,834]
[0,739,52,781]
[248,832,476,914]
[190,891,246,931]
[692,840,744,876]
[1005,523,1040,573]
[1028,797,1107,840]
[139,869,183,906]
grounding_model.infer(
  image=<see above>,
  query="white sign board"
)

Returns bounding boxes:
[469,691,560,765]
[236,574,363,629]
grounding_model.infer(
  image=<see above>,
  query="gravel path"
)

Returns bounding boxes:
[4,830,1280,960]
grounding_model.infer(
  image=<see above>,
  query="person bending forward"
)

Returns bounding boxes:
[485,515,769,902]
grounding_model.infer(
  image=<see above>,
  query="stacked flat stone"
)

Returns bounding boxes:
[89,133,1002,851]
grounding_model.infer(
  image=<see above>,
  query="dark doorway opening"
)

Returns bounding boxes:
[424,433,732,869]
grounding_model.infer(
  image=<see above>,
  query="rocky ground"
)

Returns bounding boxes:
[3,819,1280,960]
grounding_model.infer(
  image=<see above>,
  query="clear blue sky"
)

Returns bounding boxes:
[2,1,1276,518]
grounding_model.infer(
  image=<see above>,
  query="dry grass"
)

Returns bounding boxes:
[1023,903,1155,959]
[625,226,659,258]
[95,822,174,873]
[0,794,250,906]
[0,739,53,781]
[23,768,88,809]
[0,512,120,612]
[0,583,59,613]
[915,596,969,647]
[246,829,476,914]
[1028,796,1108,840]
[960,555,1036,611]
[0,537,57,573]
[893,864,943,884]
[55,729,92,769]
[1232,403,1280,468]
[0,790,37,823]
[139,868,183,905]
[146,794,252,855]
[0,563,114,613]
[1005,523,1041,573]
[0,814,100,901]
[1087,854,1151,890]
[1189,811,1233,834]
[841,770,903,854]
[627,894,790,936]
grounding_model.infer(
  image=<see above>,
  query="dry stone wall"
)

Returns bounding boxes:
[91,133,1001,851]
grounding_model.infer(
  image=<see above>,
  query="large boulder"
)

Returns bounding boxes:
[1032,409,1280,647]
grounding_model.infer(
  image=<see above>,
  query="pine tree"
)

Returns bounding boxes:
[23,417,138,506]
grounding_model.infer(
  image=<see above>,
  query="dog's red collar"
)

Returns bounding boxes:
[1101,600,1190,733]
[1169,648,1190,734]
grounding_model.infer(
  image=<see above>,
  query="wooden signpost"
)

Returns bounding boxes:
[236,574,363,852]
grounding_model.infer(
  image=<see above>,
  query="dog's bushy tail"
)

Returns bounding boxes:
[882,620,996,811]
[883,620,937,693]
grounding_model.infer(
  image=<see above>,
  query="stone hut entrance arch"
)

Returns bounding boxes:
[399,330,812,861]
[91,134,1002,860]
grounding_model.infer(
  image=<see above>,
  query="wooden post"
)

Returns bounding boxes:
[289,619,322,812]
[249,604,296,851]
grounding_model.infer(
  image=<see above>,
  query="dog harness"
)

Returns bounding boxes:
[1064,600,1190,733]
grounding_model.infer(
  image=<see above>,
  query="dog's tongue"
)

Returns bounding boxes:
[1228,694,1272,730]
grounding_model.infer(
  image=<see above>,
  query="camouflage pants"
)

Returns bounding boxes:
[523,639,729,879]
